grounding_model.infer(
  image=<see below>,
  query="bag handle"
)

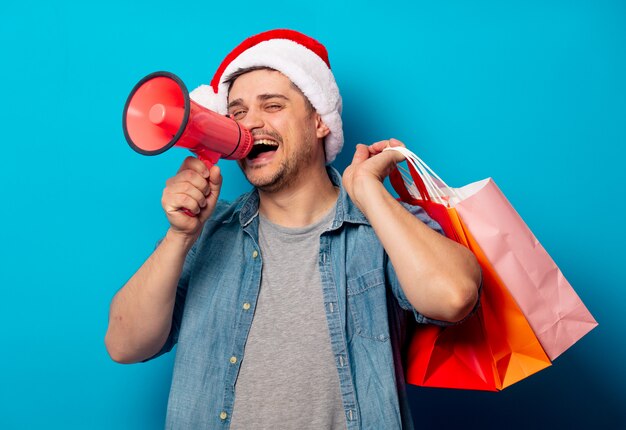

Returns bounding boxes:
[385,146,460,206]
[389,159,432,203]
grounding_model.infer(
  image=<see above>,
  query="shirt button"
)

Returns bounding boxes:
[252,250,259,259]
[220,411,228,420]
[230,356,237,364]
[243,302,251,311]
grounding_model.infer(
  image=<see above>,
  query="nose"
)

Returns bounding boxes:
[239,107,264,131]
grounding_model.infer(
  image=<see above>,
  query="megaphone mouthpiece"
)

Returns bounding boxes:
[148,103,185,136]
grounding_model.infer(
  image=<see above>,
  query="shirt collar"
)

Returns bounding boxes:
[236,166,370,228]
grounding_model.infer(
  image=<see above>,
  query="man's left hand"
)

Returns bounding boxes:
[342,138,406,210]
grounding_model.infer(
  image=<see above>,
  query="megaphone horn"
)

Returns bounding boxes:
[122,71,253,169]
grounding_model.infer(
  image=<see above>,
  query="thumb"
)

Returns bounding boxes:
[381,146,407,164]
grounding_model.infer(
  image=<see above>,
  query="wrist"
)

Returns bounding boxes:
[163,228,199,253]
[351,176,388,214]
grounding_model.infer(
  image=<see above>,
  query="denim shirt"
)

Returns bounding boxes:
[152,167,446,430]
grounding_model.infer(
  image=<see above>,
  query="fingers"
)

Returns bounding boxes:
[351,144,370,165]
[166,169,211,196]
[207,164,223,189]
[165,182,208,210]
[368,138,406,154]
[163,158,213,217]
[163,192,203,216]
[199,166,222,221]
[384,148,407,164]
[347,138,407,183]
[388,138,405,147]
[351,138,407,166]
[161,158,224,240]
[178,156,210,178]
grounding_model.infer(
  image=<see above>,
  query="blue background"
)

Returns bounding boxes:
[1,0,624,428]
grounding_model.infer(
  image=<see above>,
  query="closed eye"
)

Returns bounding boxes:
[265,104,282,111]
[231,109,247,120]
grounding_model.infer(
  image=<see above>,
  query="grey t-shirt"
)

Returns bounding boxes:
[230,206,347,430]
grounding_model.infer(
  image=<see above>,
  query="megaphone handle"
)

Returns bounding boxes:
[180,149,222,217]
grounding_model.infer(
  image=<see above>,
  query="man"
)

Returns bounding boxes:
[106,29,481,429]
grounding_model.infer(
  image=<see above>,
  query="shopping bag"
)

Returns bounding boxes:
[388,147,598,361]
[452,179,598,359]
[389,154,552,390]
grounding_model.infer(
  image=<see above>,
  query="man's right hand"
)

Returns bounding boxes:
[161,156,222,242]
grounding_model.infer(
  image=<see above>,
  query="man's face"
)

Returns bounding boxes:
[227,69,327,192]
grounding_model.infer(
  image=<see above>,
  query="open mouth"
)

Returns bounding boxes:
[247,139,279,160]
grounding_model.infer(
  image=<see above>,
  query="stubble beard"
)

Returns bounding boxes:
[243,133,315,193]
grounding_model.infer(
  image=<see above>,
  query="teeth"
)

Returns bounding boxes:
[254,139,279,146]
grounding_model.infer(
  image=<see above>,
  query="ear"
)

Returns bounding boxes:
[315,114,331,139]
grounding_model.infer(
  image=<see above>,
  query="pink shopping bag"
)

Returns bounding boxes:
[387,147,598,360]
[452,178,598,359]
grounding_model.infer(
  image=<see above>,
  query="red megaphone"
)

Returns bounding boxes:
[122,71,253,170]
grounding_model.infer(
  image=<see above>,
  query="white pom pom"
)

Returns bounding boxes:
[189,85,221,113]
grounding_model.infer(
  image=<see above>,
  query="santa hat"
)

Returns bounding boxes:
[190,29,343,163]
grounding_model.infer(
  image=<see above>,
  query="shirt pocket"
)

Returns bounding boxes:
[346,268,390,342]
